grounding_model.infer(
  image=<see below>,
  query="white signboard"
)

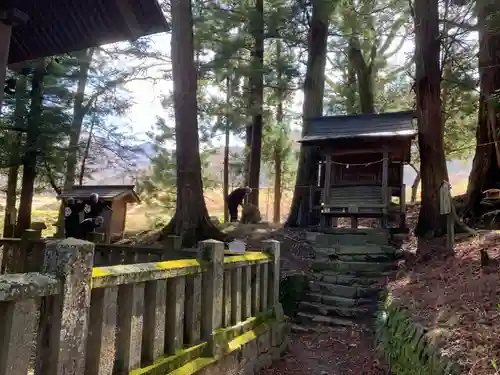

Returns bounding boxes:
[229,239,246,253]
[439,181,452,215]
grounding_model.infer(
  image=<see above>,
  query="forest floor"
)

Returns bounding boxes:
[387,205,500,374]
[260,324,387,375]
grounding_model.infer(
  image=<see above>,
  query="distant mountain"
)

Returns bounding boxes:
[84,131,473,192]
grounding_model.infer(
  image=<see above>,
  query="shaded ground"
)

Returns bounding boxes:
[388,205,500,374]
[260,325,387,375]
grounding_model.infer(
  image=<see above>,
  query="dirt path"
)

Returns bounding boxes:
[261,324,388,375]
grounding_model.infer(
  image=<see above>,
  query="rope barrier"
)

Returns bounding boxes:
[329,157,390,168]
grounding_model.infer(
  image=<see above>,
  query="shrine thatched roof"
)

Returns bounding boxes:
[300,111,417,144]
[7,0,168,65]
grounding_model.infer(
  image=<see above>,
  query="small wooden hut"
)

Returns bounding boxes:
[299,111,417,229]
[59,185,140,242]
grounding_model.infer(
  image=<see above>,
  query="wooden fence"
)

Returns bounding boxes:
[0,230,245,274]
[0,236,282,375]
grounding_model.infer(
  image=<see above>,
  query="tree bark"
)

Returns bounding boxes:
[411,172,421,204]
[223,77,231,223]
[409,163,421,203]
[16,60,45,237]
[348,39,376,114]
[56,48,94,236]
[247,0,264,206]
[286,0,331,227]
[162,0,225,247]
[3,74,27,237]
[78,119,95,186]
[465,0,500,219]
[413,0,449,237]
[273,99,284,223]
[345,62,358,114]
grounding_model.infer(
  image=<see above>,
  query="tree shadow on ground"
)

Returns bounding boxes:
[387,233,500,374]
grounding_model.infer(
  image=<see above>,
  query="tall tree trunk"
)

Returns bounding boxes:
[247,0,264,206]
[345,62,358,114]
[348,40,376,114]
[223,77,231,223]
[244,75,252,189]
[163,0,225,247]
[273,100,284,224]
[16,60,45,237]
[286,0,331,227]
[413,0,449,237]
[3,74,27,237]
[56,48,94,236]
[273,41,285,224]
[465,0,500,218]
[411,173,421,203]
[409,163,421,203]
[78,119,95,186]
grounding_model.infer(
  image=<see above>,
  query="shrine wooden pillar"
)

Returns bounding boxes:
[399,162,407,230]
[381,148,389,228]
[320,155,332,227]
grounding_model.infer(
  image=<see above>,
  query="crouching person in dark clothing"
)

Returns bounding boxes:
[80,215,104,240]
[226,186,251,222]
[64,197,83,239]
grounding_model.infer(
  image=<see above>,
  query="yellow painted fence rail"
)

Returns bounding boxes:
[0,237,284,375]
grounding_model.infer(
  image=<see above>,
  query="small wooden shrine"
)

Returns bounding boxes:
[299,111,417,229]
[59,185,140,243]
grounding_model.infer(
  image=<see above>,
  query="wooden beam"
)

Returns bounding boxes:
[400,183,406,230]
[326,148,387,156]
[0,21,12,107]
[323,155,332,204]
[381,148,389,228]
[114,0,143,40]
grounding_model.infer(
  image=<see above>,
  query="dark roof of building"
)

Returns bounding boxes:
[7,0,169,65]
[58,185,140,203]
[300,111,417,143]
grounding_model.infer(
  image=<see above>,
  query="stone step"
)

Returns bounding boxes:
[309,281,379,299]
[314,252,396,263]
[311,227,388,236]
[312,272,388,287]
[314,244,395,256]
[315,234,389,247]
[311,260,397,275]
[299,301,373,318]
[297,312,355,327]
[306,292,375,307]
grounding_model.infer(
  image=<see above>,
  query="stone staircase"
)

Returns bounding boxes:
[298,228,397,326]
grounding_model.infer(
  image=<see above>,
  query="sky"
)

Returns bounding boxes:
[117,29,415,149]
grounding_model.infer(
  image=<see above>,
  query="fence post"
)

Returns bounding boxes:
[197,239,224,356]
[3,229,40,273]
[88,232,105,243]
[262,240,282,318]
[0,288,38,375]
[163,235,182,255]
[35,238,94,375]
[23,229,43,272]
